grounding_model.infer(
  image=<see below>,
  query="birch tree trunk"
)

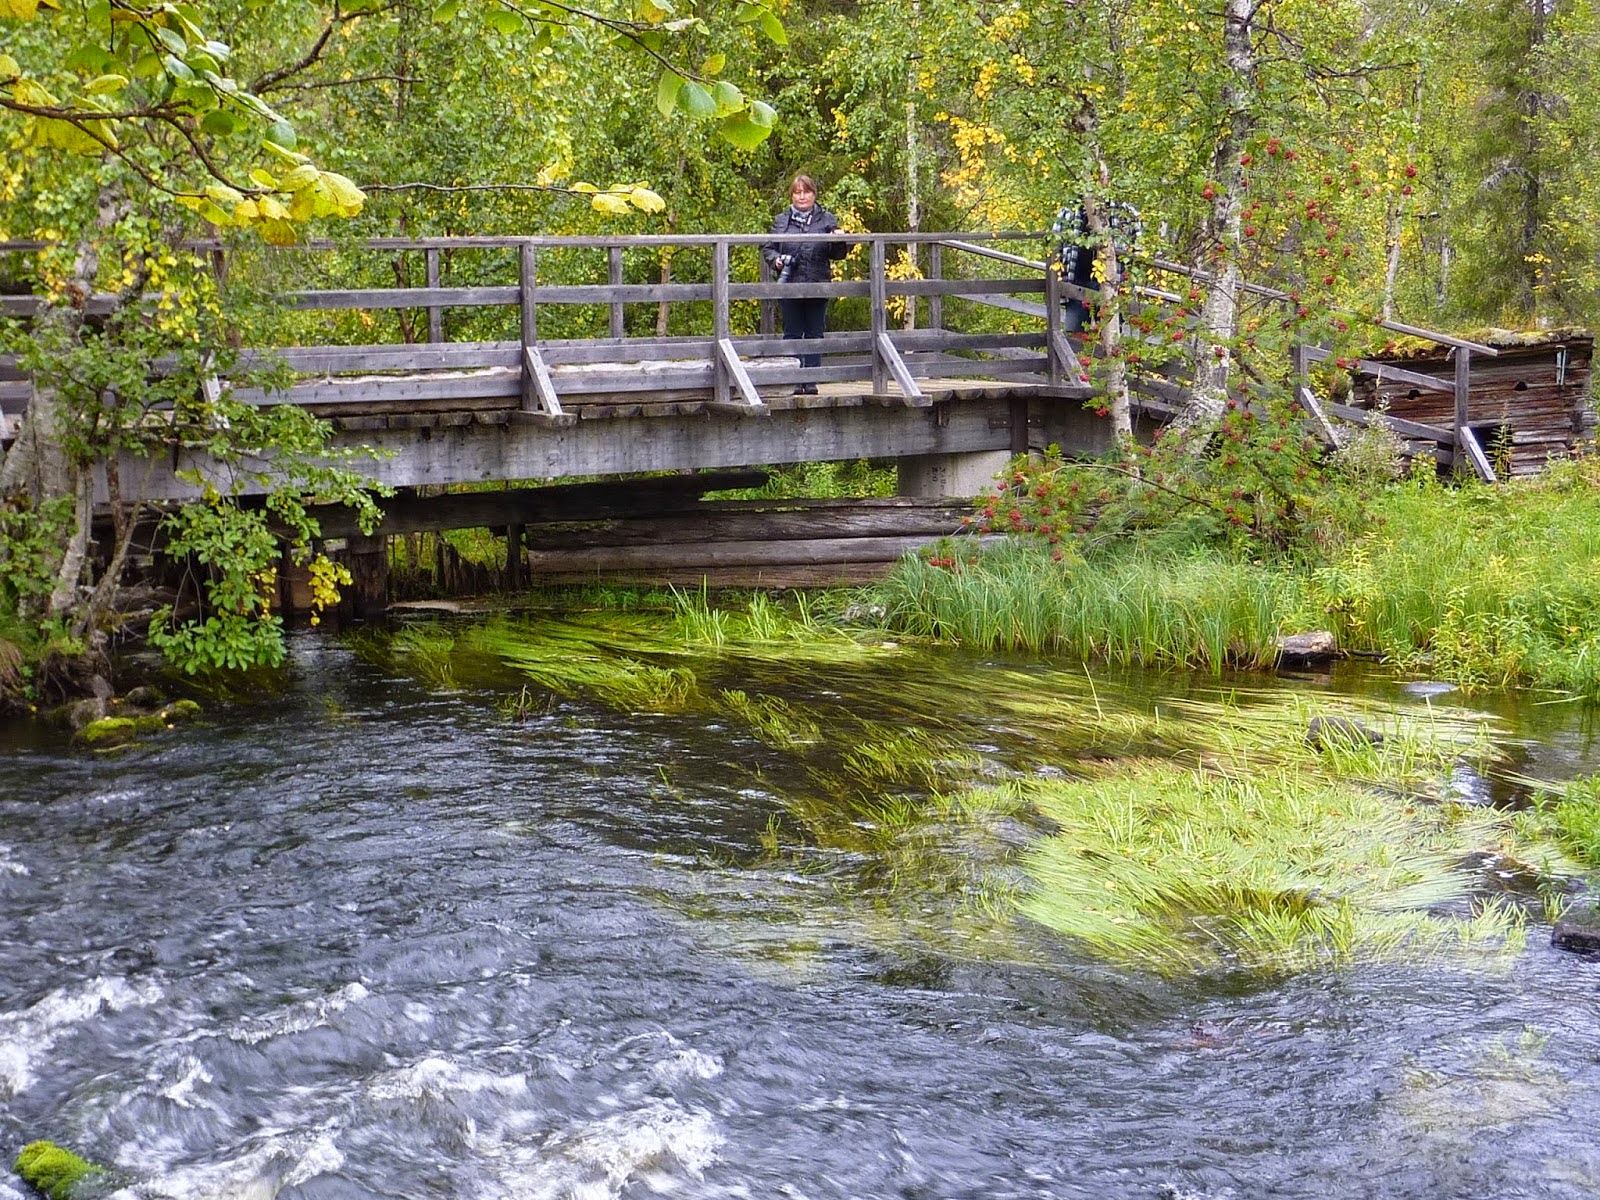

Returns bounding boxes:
[1172,0,1256,440]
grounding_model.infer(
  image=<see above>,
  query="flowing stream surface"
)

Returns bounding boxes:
[4,626,1600,1199]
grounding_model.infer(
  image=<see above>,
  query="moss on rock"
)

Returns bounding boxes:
[161,699,202,723]
[75,716,140,747]
[13,1141,107,1200]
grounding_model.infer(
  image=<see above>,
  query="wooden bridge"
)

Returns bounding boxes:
[2,229,1562,514]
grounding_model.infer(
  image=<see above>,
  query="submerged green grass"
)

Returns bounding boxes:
[358,595,1572,979]
[1015,763,1523,975]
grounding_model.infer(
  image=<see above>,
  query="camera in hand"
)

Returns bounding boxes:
[776,255,796,283]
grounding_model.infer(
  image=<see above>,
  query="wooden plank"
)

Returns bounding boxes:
[608,247,625,340]
[961,293,1049,320]
[523,345,564,416]
[1296,385,1343,450]
[234,373,522,406]
[1049,330,1083,381]
[1454,348,1472,466]
[928,243,943,331]
[524,508,967,548]
[1325,401,1454,443]
[712,240,731,407]
[520,244,537,346]
[526,562,896,589]
[716,338,768,412]
[288,286,519,311]
[729,281,870,302]
[869,238,888,397]
[1458,422,1498,483]
[890,277,1047,298]
[425,248,442,343]
[875,333,929,404]
[247,343,523,374]
[525,534,954,572]
[1301,345,1455,394]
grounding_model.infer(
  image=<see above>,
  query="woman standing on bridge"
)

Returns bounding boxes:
[763,174,847,395]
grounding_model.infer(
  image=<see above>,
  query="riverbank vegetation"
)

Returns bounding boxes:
[878,445,1600,699]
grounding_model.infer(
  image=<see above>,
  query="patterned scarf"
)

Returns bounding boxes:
[787,205,817,231]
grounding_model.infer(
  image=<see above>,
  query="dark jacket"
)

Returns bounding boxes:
[762,205,847,284]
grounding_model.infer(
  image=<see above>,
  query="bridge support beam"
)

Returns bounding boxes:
[897,450,1011,498]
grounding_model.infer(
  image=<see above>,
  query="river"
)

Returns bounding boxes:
[3,623,1600,1199]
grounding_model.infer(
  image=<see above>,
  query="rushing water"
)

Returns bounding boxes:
[4,631,1600,1200]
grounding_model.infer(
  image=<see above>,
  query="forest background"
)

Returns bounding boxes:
[2,0,1600,687]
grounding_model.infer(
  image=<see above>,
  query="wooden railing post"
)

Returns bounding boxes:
[1290,341,1340,448]
[425,248,442,343]
[608,247,625,340]
[1454,346,1471,463]
[1045,258,1064,387]
[758,255,776,337]
[711,238,731,406]
[870,238,889,394]
[927,242,943,332]
[519,243,537,347]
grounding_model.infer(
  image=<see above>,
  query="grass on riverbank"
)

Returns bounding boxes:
[875,462,1600,698]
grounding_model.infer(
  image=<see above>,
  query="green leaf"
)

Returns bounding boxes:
[63,45,114,73]
[268,118,296,148]
[249,167,278,188]
[163,53,195,81]
[655,70,683,118]
[0,53,18,77]
[200,108,236,135]
[486,9,523,33]
[718,110,773,150]
[431,0,459,21]
[711,80,744,116]
[131,52,164,78]
[676,80,716,120]
[757,9,787,45]
[85,73,130,94]
[700,53,725,75]
[153,23,188,55]
[747,98,776,129]
[262,139,308,164]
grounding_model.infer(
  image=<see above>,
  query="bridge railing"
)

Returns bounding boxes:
[243,231,1078,420]
[2,231,1087,428]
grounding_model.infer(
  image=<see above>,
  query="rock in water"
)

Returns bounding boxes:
[1552,905,1600,955]
[1276,630,1338,666]
[1305,715,1386,751]
[13,1141,110,1200]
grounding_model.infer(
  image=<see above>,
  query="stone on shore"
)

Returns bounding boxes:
[1276,630,1338,666]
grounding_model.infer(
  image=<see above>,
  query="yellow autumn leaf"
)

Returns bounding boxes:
[277,164,319,191]
[0,0,42,19]
[628,186,665,213]
[590,192,632,216]
[319,171,365,216]
[205,183,245,207]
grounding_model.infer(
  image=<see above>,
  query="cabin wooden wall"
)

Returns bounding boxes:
[1356,336,1594,476]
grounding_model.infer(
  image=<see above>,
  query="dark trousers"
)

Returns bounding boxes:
[780,298,829,369]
